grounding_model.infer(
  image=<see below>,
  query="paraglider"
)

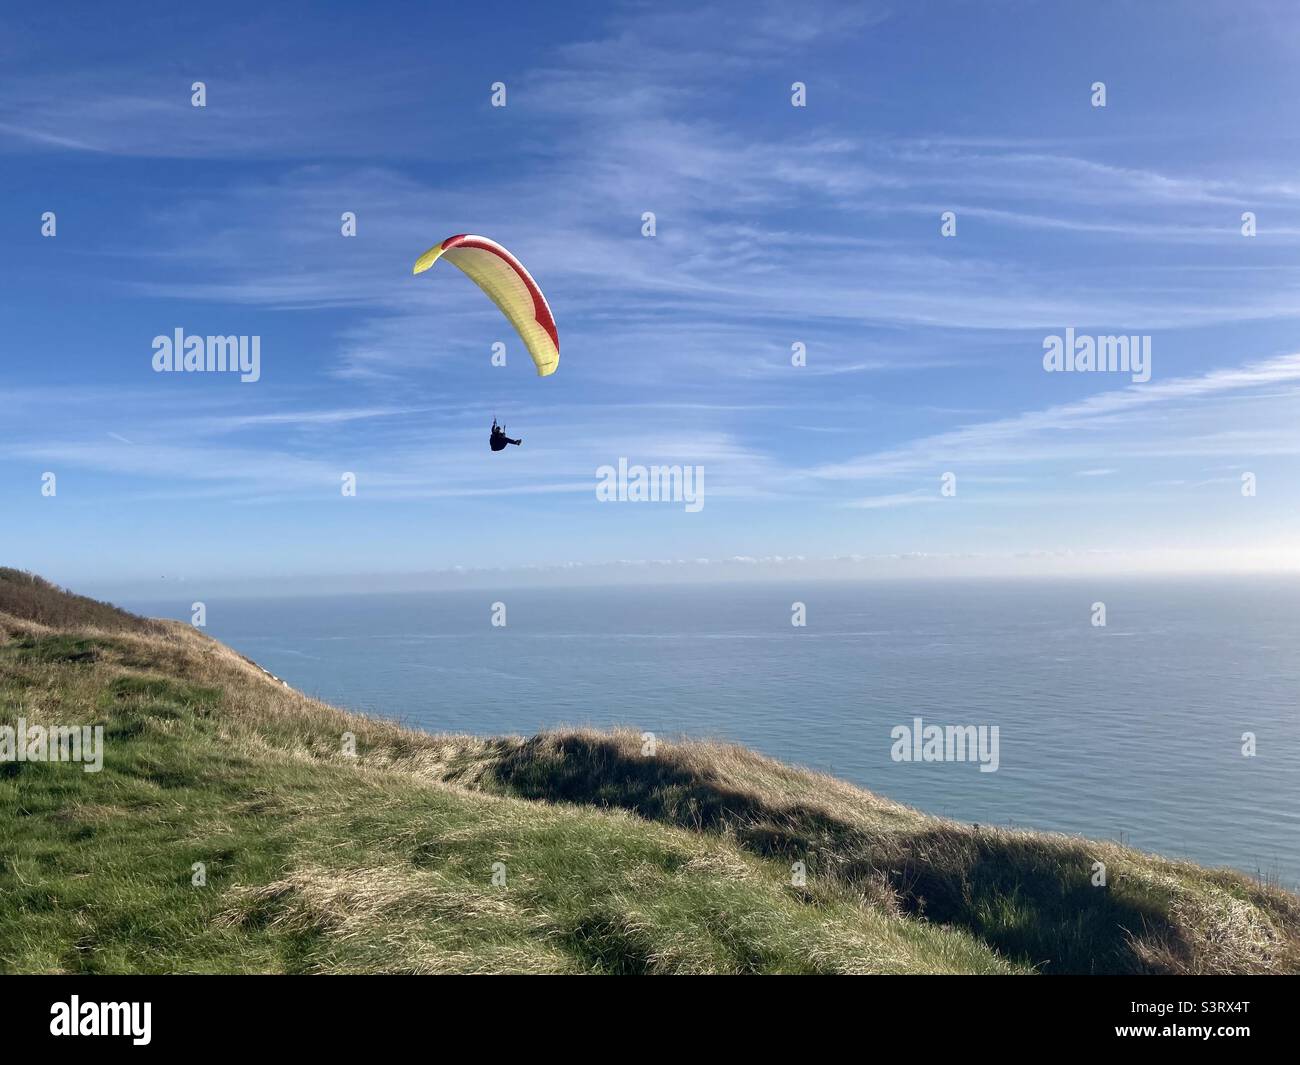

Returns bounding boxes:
[413,234,559,375]
[490,418,521,451]
[413,234,558,452]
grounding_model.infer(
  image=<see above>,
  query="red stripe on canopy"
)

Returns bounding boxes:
[440,234,559,351]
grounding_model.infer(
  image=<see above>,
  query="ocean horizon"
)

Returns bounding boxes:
[125,574,1300,890]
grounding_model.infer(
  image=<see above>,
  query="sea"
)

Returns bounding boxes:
[124,577,1300,889]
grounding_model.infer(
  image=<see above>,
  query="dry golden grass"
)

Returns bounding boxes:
[2,568,1297,975]
[1,595,1015,973]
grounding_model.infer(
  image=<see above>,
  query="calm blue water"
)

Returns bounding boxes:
[125,578,1300,888]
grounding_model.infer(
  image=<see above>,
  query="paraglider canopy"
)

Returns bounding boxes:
[413,234,559,376]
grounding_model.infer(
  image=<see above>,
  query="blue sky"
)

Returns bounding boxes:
[3,0,1300,596]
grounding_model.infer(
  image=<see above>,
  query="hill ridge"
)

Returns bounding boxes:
[1,567,1296,974]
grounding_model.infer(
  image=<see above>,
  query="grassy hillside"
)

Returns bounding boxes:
[1,569,1296,974]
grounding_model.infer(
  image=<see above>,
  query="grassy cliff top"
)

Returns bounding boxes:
[1,569,1296,974]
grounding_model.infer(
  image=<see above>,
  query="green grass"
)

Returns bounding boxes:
[0,619,1013,974]
[466,731,1300,973]
[1,566,1296,975]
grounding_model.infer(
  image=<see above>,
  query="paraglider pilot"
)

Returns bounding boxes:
[490,418,522,451]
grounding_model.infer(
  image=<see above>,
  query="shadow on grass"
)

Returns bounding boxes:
[489,733,1182,974]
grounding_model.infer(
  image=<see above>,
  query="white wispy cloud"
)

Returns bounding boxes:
[811,353,1300,482]
[5,0,1300,579]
